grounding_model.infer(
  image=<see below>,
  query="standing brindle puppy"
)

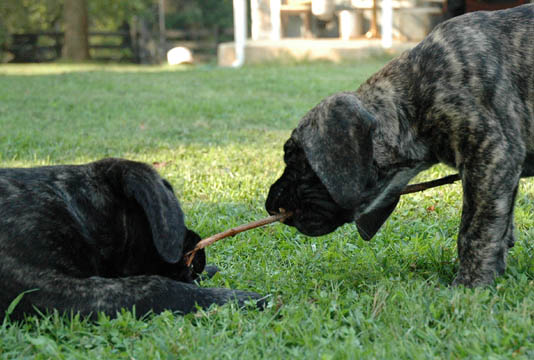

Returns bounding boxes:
[266,5,534,286]
[0,158,263,320]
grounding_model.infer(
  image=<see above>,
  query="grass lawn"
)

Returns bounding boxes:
[1,59,534,359]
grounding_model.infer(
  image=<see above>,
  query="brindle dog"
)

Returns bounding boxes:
[0,158,263,320]
[266,5,534,287]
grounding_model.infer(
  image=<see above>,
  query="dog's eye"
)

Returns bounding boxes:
[283,138,295,152]
[285,147,305,166]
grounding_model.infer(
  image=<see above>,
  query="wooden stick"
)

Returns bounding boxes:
[184,173,461,267]
[185,211,293,267]
[400,173,460,195]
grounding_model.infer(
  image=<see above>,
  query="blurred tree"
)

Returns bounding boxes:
[0,0,154,61]
[0,0,232,62]
[62,0,89,60]
[0,0,154,38]
[165,0,233,33]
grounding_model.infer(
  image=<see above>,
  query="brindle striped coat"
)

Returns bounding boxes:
[266,5,534,286]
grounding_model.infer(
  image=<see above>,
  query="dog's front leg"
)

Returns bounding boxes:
[452,162,522,287]
[5,274,265,320]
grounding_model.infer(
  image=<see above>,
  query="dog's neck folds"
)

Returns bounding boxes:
[354,55,436,216]
[357,54,435,172]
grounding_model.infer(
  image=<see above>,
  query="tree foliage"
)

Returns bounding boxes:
[0,0,234,60]
[0,0,63,33]
[0,0,154,35]
[0,0,155,58]
[0,0,60,49]
[165,0,233,30]
[88,0,155,30]
[0,0,233,38]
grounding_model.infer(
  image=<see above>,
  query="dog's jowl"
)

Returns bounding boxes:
[0,158,263,320]
[266,5,534,287]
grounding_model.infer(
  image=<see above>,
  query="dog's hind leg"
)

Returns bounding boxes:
[505,185,519,250]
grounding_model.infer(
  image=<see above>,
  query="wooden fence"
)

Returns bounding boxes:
[7,28,232,63]
[8,31,135,63]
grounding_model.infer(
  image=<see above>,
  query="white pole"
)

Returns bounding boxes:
[270,0,281,40]
[381,0,393,48]
[232,0,247,67]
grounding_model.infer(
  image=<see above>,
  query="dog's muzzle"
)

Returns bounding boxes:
[266,169,353,237]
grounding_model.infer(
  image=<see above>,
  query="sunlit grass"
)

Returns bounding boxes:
[1,60,534,359]
[0,63,195,75]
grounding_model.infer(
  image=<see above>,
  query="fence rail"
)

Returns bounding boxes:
[6,28,231,63]
[8,31,136,63]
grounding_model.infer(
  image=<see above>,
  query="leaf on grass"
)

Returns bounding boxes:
[152,161,172,169]
[6,288,39,316]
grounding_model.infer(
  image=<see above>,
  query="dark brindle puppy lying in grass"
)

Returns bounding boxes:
[0,158,263,320]
[266,5,534,287]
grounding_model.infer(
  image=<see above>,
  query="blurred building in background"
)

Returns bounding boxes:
[0,0,528,65]
[218,0,528,65]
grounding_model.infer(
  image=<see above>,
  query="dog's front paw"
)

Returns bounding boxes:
[452,274,473,287]
[203,265,219,279]
[200,288,268,311]
[453,247,508,287]
[232,290,269,310]
[452,271,495,288]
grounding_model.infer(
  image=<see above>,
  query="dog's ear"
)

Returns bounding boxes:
[123,167,185,263]
[355,196,400,240]
[296,92,376,210]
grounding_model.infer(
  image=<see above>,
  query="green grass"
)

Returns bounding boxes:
[1,60,534,359]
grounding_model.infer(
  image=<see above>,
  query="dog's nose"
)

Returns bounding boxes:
[265,191,280,215]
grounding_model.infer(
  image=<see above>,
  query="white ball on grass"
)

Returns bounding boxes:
[167,47,193,65]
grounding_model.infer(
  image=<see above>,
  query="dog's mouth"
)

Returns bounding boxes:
[266,137,355,236]
[266,176,353,237]
[295,210,351,236]
[268,203,352,237]
[167,230,206,283]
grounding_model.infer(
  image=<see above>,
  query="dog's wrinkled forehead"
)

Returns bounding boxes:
[296,93,373,139]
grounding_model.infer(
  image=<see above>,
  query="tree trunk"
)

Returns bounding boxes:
[62,0,90,61]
